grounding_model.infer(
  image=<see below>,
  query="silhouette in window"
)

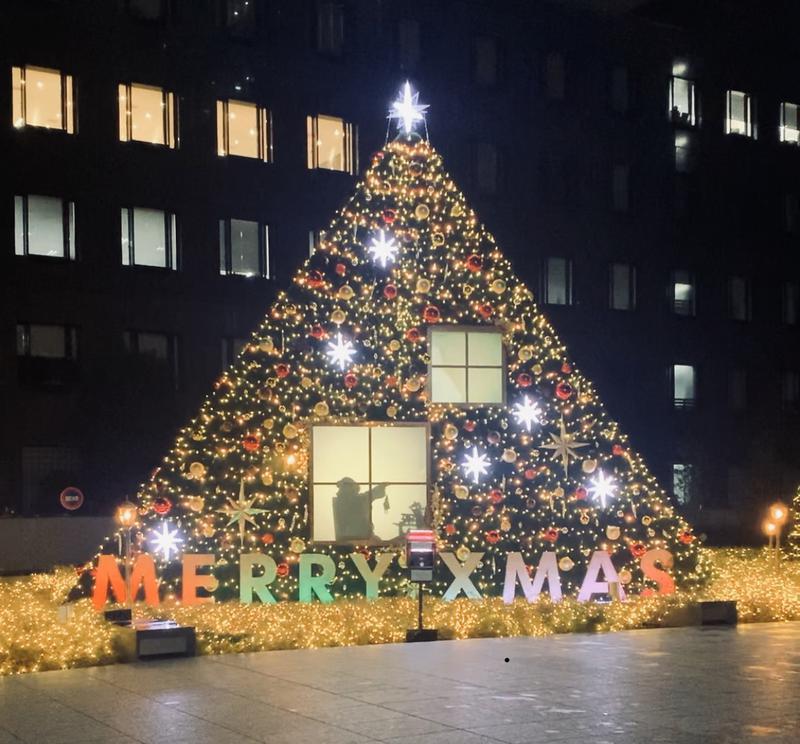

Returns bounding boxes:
[332,477,388,542]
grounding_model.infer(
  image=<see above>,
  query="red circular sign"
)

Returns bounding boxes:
[59,487,84,511]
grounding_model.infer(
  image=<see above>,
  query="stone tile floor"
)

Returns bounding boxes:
[1,622,799,743]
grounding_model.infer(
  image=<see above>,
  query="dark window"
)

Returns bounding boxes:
[475,142,498,194]
[609,263,636,310]
[474,37,498,87]
[728,277,751,321]
[219,218,270,278]
[728,368,747,411]
[785,194,800,234]
[317,2,344,55]
[124,331,179,389]
[16,323,78,388]
[611,66,628,114]
[783,282,798,325]
[542,258,572,306]
[612,164,629,212]
[782,371,800,410]
[222,337,249,369]
[545,52,564,99]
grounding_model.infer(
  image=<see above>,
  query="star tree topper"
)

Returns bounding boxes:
[218,479,268,546]
[541,416,590,477]
[388,80,429,136]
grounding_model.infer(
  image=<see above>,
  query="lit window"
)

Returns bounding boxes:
[429,327,504,405]
[475,142,498,194]
[728,277,750,321]
[783,282,798,325]
[221,337,248,369]
[118,83,177,147]
[310,424,429,543]
[672,270,695,316]
[780,102,799,144]
[672,463,695,505]
[612,164,629,211]
[782,371,800,410]
[121,207,178,269]
[309,229,323,257]
[673,364,695,409]
[545,52,565,99]
[12,65,75,132]
[674,132,696,173]
[17,324,77,359]
[15,195,75,259]
[398,19,420,69]
[543,257,572,306]
[669,76,696,126]
[611,66,628,114]
[226,0,256,34]
[728,369,747,411]
[219,218,270,278]
[216,99,271,161]
[124,330,179,388]
[307,114,356,173]
[609,263,636,310]
[725,90,755,138]
[317,2,344,55]
[474,37,498,87]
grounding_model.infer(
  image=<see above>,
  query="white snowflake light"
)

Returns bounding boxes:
[388,80,429,136]
[326,332,356,370]
[462,446,491,484]
[588,470,617,509]
[368,230,398,268]
[513,395,543,432]
[149,523,183,561]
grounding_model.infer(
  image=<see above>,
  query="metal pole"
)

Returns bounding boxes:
[125,527,132,610]
[417,582,423,631]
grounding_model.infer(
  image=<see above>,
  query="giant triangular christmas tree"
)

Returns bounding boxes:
[89,85,709,605]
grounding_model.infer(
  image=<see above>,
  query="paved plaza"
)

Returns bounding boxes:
[1,622,799,744]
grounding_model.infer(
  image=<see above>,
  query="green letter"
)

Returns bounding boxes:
[240,553,277,604]
[350,552,393,599]
[299,554,336,603]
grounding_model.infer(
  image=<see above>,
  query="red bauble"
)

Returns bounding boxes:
[555,382,573,400]
[382,208,397,224]
[679,531,695,545]
[276,562,290,578]
[335,262,347,276]
[466,254,482,272]
[383,283,398,299]
[444,524,456,535]
[276,363,290,378]
[344,372,358,389]
[385,375,398,388]
[243,434,260,452]
[517,373,533,387]
[543,528,559,543]
[612,444,625,456]
[489,488,504,504]
[405,327,421,342]
[574,487,588,500]
[477,303,493,319]
[561,362,572,374]
[630,543,647,558]
[307,270,324,288]
[153,497,172,516]
[310,324,326,340]
[485,530,500,544]
[261,533,274,545]
[423,305,441,323]
[463,420,476,432]
[524,468,536,480]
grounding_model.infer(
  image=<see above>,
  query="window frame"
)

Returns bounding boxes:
[725,89,755,138]
[316,1,345,56]
[16,323,78,360]
[14,195,76,260]
[542,257,573,306]
[219,217,270,278]
[12,65,75,133]
[671,270,696,316]
[669,75,696,126]
[123,329,180,388]
[672,463,695,505]
[308,421,431,546]
[306,114,357,174]
[782,281,799,325]
[779,102,799,145]
[609,262,636,311]
[672,363,696,410]
[727,276,751,322]
[118,82,177,148]
[426,325,506,407]
[216,99,272,161]
[121,207,178,270]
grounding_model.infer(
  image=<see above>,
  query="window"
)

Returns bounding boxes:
[780,102,799,144]
[21,446,81,516]
[474,37,497,87]
[725,90,755,138]
[785,194,800,235]
[782,371,800,410]
[222,337,248,368]
[308,230,323,257]
[672,270,695,316]
[673,364,696,409]
[219,218,270,278]
[612,164,629,212]
[17,324,77,360]
[611,66,628,114]
[475,142,498,194]
[124,331,179,387]
[543,257,572,306]
[397,19,420,69]
[672,463,695,505]
[317,2,344,55]
[728,277,751,321]
[729,368,747,411]
[783,282,798,325]
[545,52,565,99]
[310,424,429,543]
[307,114,356,173]
[429,327,504,405]
[118,83,176,147]
[15,195,75,259]
[226,0,256,34]
[674,132,696,173]
[12,65,75,132]
[216,99,271,161]
[121,207,177,269]
[669,76,696,126]
[609,263,636,310]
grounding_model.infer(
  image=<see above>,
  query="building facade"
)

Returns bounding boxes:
[1,0,798,543]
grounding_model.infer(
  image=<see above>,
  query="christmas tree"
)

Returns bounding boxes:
[787,486,800,558]
[87,83,709,605]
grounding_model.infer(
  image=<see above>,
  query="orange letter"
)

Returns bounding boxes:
[640,549,675,596]
[182,554,218,605]
[92,554,160,610]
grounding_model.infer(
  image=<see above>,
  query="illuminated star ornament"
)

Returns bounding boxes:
[149,523,183,561]
[218,479,268,545]
[588,470,617,509]
[541,416,590,476]
[326,332,356,370]
[368,230,398,268]
[462,446,491,484]
[388,80,429,136]
[513,395,543,432]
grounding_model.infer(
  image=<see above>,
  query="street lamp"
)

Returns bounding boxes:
[116,500,137,608]
[767,502,789,551]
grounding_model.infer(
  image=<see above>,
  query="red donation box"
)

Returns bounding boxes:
[406,529,436,582]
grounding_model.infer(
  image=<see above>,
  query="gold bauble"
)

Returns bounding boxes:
[618,569,633,585]
[558,557,574,571]
[330,308,346,324]
[416,278,431,293]
[500,515,512,532]
[519,346,533,362]
[431,232,445,246]
[283,423,298,439]
[405,377,422,392]
[501,448,517,463]
[189,461,206,479]
[191,430,205,441]
[414,203,430,220]
[289,537,306,554]
[388,339,401,352]
[313,401,329,417]
[553,486,565,498]
[261,470,273,486]
[455,545,471,562]
[453,484,469,500]
[262,418,274,430]
[462,284,475,296]
[579,512,591,525]
[259,338,274,353]
[606,525,621,540]
[186,496,205,512]
[443,423,458,440]
[451,203,464,217]
[386,405,398,418]
[532,364,543,375]
[489,279,506,294]
[642,515,652,526]
[300,377,313,389]
[582,459,598,474]
[337,284,355,301]
[201,523,216,538]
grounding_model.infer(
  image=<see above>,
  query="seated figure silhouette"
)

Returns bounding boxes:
[332,477,388,542]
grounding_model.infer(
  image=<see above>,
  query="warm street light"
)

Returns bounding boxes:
[116,500,137,608]
[769,502,788,526]
[116,501,137,529]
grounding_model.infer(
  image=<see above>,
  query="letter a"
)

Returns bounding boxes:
[577,550,626,602]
